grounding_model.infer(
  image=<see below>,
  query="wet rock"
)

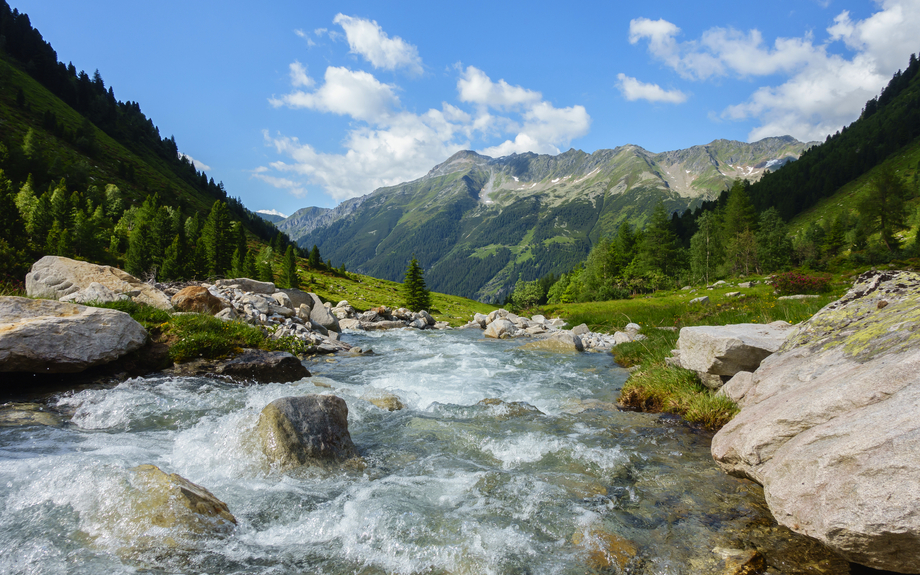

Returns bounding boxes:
[26,255,172,310]
[571,323,590,336]
[0,296,148,373]
[571,528,638,571]
[338,318,362,330]
[362,320,407,331]
[519,331,584,353]
[130,464,236,534]
[477,398,544,418]
[362,391,405,411]
[0,403,63,427]
[170,286,225,314]
[166,349,310,383]
[712,270,920,572]
[257,395,358,469]
[713,547,766,575]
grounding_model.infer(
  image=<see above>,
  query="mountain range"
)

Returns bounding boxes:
[276,136,813,301]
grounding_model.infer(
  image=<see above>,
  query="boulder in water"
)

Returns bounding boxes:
[483,318,516,339]
[257,395,357,469]
[519,331,584,353]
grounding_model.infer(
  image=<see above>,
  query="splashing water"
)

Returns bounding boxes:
[0,329,846,574]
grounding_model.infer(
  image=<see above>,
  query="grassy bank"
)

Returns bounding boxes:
[536,275,852,429]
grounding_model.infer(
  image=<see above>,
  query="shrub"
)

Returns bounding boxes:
[167,314,265,363]
[770,271,831,295]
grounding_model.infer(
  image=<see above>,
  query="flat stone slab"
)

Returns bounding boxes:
[676,321,794,377]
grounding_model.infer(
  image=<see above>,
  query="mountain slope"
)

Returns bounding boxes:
[285,137,812,301]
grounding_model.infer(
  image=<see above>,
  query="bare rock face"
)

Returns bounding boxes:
[26,256,172,310]
[171,286,225,314]
[676,321,794,387]
[257,395,357,469]
[0,296,148,373]
[711,270,920,573]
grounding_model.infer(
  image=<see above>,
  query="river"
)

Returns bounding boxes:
[0,328,849,574]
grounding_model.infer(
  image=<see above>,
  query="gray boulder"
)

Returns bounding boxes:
[257,395,358,469]
[215,277,275,294]
[483,318,516,339]
[26,256,172,310]
[472,313,488,328]
[711,270,920,572]
[0,296,148,373]
[676,321,794,380]
[308,294,340,332]
[59,282,129,305]
[519,331,584,352]
[279,288,313,309]
[689,295,710,305]
[571,323,590,336]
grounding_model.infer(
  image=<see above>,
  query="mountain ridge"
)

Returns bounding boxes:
[277,136,812,301]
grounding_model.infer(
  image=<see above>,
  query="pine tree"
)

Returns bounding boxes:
[243,249,258,279]
[308,244,321,269]
[858,165,910,251]
[402,256,431,311]
[159,235,184,281]
[257,246,275,283]
[755,208,792,273]
[125,220,153,279]
[636,201,681,278]
[281,245,300,289]
[689,211,723,285]
[201,201,234,276]
[0,171,27,250]
[722,180,759,239]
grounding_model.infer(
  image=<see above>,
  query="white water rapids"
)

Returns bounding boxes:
[0,328,845,574]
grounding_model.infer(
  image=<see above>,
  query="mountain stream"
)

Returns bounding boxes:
[0,328,850,574]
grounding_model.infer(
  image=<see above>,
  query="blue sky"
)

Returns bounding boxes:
[11,1,920,216]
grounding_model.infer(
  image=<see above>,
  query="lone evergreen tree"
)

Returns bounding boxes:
[281,245,300,289]
[402,256,431,312]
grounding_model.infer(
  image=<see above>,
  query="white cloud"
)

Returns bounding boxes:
[261,62,591,200]
[333,14,423,74]
[629,0,920,141]
[288,61,314,88]
[178,152,211,172]
[257,208,288,218]
[294,29,305,38]
[269,66,399,122]
[616,73,688,104]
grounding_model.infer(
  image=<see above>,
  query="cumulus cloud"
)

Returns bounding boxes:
[629,0,920,141]
[257,208,288,218]
[261,63,590,201]
[269,66,399,122]
[178,152,211,172]
[616,73,688,103]
[333,14,423,74]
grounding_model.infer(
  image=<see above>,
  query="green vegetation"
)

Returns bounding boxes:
[537,278,849,428]
[402,256,432,312]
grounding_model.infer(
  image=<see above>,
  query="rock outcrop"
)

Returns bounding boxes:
[26,256,173,310]
[0,296,148,373]
[711,270,920,572]
[257,395,358,469]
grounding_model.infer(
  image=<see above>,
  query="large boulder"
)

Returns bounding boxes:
[165,349,310,383]
[26,256,172,310]
[0,296,148,373]
[711,270,920,572]
[171,286,226,314]
[59,282,130,305]
[519,331,584,353]
[257,395,358,469]
[676,321,794,386]
[215,277,275,294]
[308,294,340,333]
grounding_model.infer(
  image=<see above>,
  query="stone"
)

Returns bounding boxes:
[338,318,362,330]
[718,371,754,403]
[214,307,238,322]
[0,296,148,373]
[711,270,920,573]
[409,318,427,329]
[738,281,754,288]
[362,320,407,331]
[309,294,340,332]
[625,322,641,332]
[531,314,546,324]
[215,277,275,294]
[477,398,543,418]
[296,304,311,321]
[524,325,547,335]
[571,323,590,336]
[166,349,310,383]
[171,286,226,314]
[676,321,794,377]
[362,391,405,411]
[724,291,741,298]
[613,331,633,345]
[776,294,820,300]
[571,528,638,572]
[418,310,435,326]
[547,318,566,328]
[257,395,358,469]
[130,464,236,533]
[271,291,294,309]
[0,403,63,427]
[26,256,172,310]
[713,547,766,575]
[279,288,313,309]
[473,313,488,328]
[59,282,130,305]
[690,295,710,305]
[519,331,584,352]
[483,318,516,339]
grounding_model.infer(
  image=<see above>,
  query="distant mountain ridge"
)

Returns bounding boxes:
[279,136,813,301]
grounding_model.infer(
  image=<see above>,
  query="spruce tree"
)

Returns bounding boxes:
[257,246,275,283]
[201,201,234,276]
[858,165,910,251]
[125,220,153,278]
[281,245,300,289]
[402,256,431,311]
[308,244,321,269]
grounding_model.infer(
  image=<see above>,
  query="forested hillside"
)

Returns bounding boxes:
[0,1,302,283]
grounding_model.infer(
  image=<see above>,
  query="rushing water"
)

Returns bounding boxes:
[0,328,848,574]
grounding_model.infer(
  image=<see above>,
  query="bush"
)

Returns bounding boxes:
[770,271,831,295]
[167,313,265,363]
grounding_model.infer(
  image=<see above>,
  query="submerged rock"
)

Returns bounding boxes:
[711,270,920,572]
[257,395,358,469]
[0,403,63,427]
[571,528,638,571]
[0,296,148,373]
[362,391,405,411]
